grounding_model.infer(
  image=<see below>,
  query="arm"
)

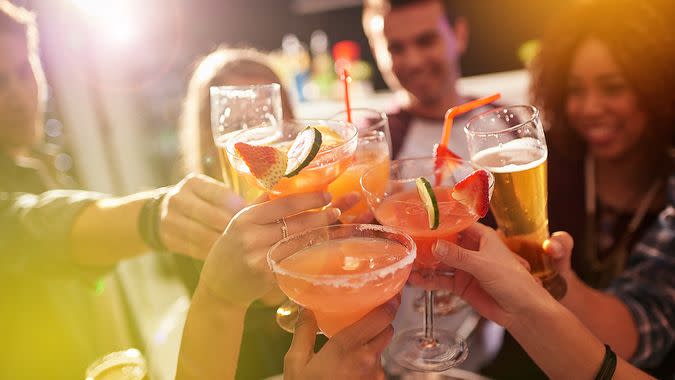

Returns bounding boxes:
[419,223,656,380]
[548,203,675,365]
[176,286,248,380]
[176,192,339,380]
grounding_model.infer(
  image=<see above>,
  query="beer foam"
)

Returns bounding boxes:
[472,138,547,173]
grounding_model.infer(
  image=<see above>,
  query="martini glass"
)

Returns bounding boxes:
[361,157,494,372]
[268,224,416,337]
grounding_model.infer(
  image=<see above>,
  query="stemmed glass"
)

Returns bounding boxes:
[268,224,416,337]
[361,157,494,372]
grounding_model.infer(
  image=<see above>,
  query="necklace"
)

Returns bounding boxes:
[582,154,663,287]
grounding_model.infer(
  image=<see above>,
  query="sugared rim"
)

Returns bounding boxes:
[464,104,539,136]
[360,156,494,209]
[330,108,389,134]
[225,118,358,158]
[267,224,416,287]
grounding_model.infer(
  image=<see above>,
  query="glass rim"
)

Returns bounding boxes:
[267,223,416,286]
[360,156,495,208]
[329,108,389,133]
[209,82,281,95]
[225,118,358,158]
[464,104,539,136]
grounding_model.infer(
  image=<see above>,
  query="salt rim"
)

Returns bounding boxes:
[267,224,416,289]
[360,157,495,209]
[226,119,358,160]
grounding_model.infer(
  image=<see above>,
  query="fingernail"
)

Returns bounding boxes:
[543,239,562,256]
[330,207,341,219]
[433,240,451,258]
[385,298,399,314]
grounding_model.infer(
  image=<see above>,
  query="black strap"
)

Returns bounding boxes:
[594,344,617,380]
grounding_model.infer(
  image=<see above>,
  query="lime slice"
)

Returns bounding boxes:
[415,177,439,230]
[285,127,323,177]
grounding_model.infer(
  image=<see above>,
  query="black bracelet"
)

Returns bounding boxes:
[138,188,170,252]
[594,344,617,380]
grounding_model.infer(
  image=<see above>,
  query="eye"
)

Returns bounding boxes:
[601,82,627,96]
[416,32,439,48]
[388,42,404,55]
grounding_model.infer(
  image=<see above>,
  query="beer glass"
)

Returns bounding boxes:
[465,105,566,299]
[210,83,282,202]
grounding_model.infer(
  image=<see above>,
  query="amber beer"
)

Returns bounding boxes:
[473,142,555,279]
[465,105,566,299]
[215,133,263,203]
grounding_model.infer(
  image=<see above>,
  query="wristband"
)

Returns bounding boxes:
[138,187,170,252]
[594,344,617,380]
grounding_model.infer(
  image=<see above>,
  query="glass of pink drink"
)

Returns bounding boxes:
[268,224,416,337]
[361,157,494,372]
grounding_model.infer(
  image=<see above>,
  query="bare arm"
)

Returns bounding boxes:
[175,286,247,380]
[560,272,638,359]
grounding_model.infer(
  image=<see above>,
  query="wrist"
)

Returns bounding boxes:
[137,187,171,252]
[508,294,563,337]
[193,281,250,313]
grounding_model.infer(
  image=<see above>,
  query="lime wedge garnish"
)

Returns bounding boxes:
[416,177,439,230]
[285,127,323,177]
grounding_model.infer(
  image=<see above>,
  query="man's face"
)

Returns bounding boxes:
[375,1,466,104]
[0,34,40,151]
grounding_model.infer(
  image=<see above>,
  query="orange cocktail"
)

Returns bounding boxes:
[327,108,391,222]
[226,119,358,198]
[268,224,416,337]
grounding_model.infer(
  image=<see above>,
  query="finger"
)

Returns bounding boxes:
[161,213,220,252]
[332,191,361,212]
[240,192,332,224]
[433,239,484,276]
[187,174,247,212]
[172,191,232,232]
[284,207,341,235]
[351,210,375,224]
[364,324,394,355]
[511,253,531,272]
[286,309,319,373]
[334,297,400,347]
[551,231,574,254]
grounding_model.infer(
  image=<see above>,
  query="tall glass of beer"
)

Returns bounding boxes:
[210,83,282,202]
[465,105,566,299]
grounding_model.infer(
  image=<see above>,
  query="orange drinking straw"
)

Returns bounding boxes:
[341,68,352,123]
[439,93,501,149]
[434,93,501,185]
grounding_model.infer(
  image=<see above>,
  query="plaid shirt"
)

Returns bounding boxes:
[606,174,675,368]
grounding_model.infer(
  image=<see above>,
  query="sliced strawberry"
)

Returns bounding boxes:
[234,142,288,189]
[433,143,462,185]
[452,169,490,217]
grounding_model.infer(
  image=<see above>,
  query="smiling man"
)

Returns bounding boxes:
[363,0,486,159]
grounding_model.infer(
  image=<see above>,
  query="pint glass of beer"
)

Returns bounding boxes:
[210,83,282,202]
[465,105,566,299]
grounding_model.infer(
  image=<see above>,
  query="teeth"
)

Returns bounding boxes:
[586,127,614,141]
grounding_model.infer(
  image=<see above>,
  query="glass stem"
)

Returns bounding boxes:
[424,290,435,340]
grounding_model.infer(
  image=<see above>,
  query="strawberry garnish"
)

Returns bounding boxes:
[234,142,288,189]
[433,144,461,185]
[452,169,490,217]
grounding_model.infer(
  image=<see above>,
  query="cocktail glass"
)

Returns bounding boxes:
[465,105,566,299]
[328,108,392,223]
[226,119,358,198]
[227,119,358,332]
[268,224,416,337]
[210,83,282,202]
[361,157,494,372]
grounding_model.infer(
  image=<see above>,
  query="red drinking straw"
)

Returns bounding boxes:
[434,93,501,184]
[341,68,352,123]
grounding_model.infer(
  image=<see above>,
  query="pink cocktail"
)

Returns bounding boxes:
[361,157,493,372]
[268,224,416,337]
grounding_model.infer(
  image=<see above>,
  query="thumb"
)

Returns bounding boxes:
[543,232,574,259]
[433,239,481,274]
[285,309,318,373]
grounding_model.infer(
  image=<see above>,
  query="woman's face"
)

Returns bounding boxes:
[565,38,648,160]
[0,34,40,153]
